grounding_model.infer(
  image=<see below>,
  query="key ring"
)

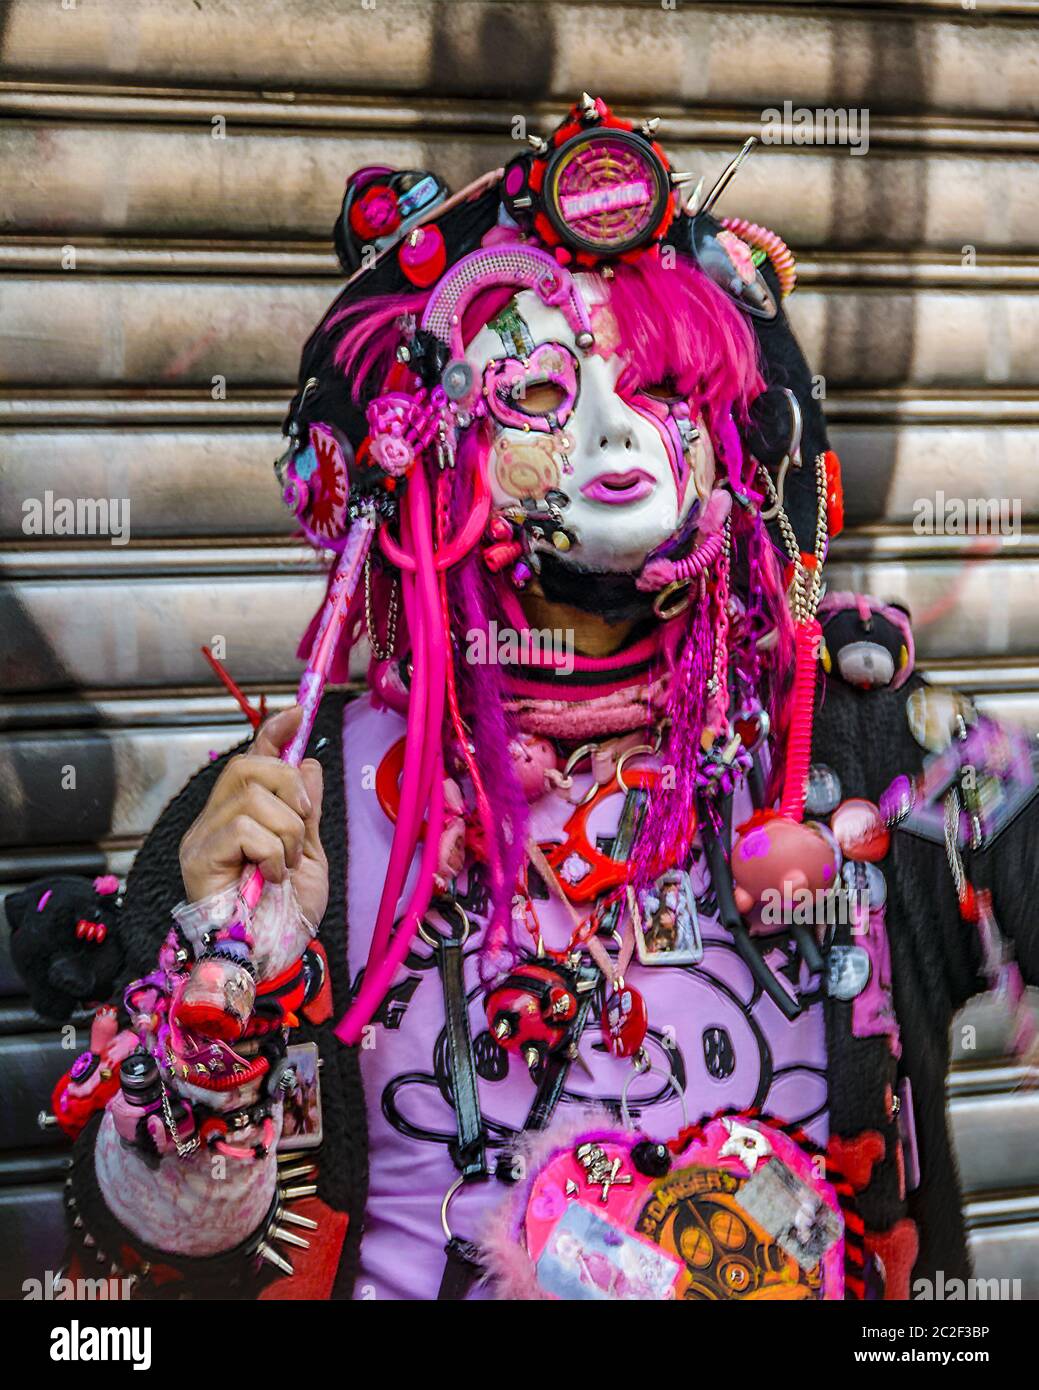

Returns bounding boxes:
[615,743,657,793]
[653,579,694,620]
[538,766,657,905]
[417,899,472,949]
[441,1173,466,1241]
[620,1060,689,1132]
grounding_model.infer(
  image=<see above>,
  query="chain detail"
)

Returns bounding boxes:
[365,555,400,661]
[943,787,967,898]
[160,1076,201,1159]
[760,450,828,625]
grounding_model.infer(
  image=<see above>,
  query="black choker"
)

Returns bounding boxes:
[536,554,657,626]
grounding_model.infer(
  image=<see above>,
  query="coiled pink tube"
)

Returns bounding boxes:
[779,618,822,822]
[721,217,797,300]
[367,469,442,964]
[337,464,449,1044]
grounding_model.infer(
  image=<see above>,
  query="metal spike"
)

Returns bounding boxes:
[83,1232,95,1247]
[568,1043,596,1082]
[276,1205,319,1231]
[511,195,533,210]
[280,1183,318,1200]
[73,1216,83,1229]
[699,137,758,216]
[579,92,599,120]
[527,134,549,155]
[669,171,699,186]
[641,117,660,137]
[277,1151,307,1165]
[258,1241,294,1277]
[683,176,706,217]
[278,1163,317,1181]
[273,1225,310,1250]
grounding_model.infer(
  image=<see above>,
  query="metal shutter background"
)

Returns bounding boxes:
[1,0,1038,1298]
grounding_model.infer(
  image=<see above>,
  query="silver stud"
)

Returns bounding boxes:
[273,1225,310,1250]
[278,1163,317,1181]
[280,1183,318,1200]
[527,134,549,155]
[276,1205,319,1231]
[258,1242,294,1277]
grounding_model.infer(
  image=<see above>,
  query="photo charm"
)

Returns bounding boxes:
[628,870,704,967]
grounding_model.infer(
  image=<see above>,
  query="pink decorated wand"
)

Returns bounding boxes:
[175,512,376,1043]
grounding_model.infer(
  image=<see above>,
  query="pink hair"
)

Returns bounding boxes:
[325,250,793,1041]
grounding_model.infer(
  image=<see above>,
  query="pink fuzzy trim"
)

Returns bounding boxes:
[476,1106,613,1299]
[503,677,667,738]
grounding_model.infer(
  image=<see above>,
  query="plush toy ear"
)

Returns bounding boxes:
[3,883,36,933]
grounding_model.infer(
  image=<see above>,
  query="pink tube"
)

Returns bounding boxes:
[779,618,821,821]
[233,516,375,920]
[436,478,502,900]
[367,508,431,961]
[342,464,451,1040]
[378,465,490,572]
[366,463,448,966]
[337,754,445,1043]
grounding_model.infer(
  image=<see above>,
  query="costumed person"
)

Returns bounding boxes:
[18,97,1039,1301]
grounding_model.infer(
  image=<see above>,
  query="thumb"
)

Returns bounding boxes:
[249,704,304,760]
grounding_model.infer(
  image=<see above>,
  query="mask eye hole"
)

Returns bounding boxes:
[638,377,682,402]
[508,378,568,415]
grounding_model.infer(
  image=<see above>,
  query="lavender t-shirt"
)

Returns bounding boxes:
[343,696,827,1301]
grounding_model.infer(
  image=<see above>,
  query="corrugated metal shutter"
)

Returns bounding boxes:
[1,0,1037,1297]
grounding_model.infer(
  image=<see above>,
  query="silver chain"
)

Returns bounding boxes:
[160,1076,200,1159]
[365,555,400,661]
[760,450,828,625]
[943,787,967,898]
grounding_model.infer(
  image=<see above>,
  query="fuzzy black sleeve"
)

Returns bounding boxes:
[114,740,248,989]
[967,771,1039,989]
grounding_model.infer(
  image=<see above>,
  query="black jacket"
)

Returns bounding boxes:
[72,674,1039,1297]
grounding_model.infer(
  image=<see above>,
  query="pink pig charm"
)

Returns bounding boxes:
[731,812,840,935]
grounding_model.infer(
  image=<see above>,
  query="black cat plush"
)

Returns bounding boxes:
[5,874,124,1021]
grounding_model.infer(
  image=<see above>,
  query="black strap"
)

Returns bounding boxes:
[522,979,597,1136]
[435,933,487,1180]
[699,803,803,1020]
[597,784,648,936]
[437,1236,483,1300]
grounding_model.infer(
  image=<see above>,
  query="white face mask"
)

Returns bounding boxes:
[467,276,716,574]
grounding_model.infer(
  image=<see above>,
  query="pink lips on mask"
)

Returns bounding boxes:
[580,468,657,505]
